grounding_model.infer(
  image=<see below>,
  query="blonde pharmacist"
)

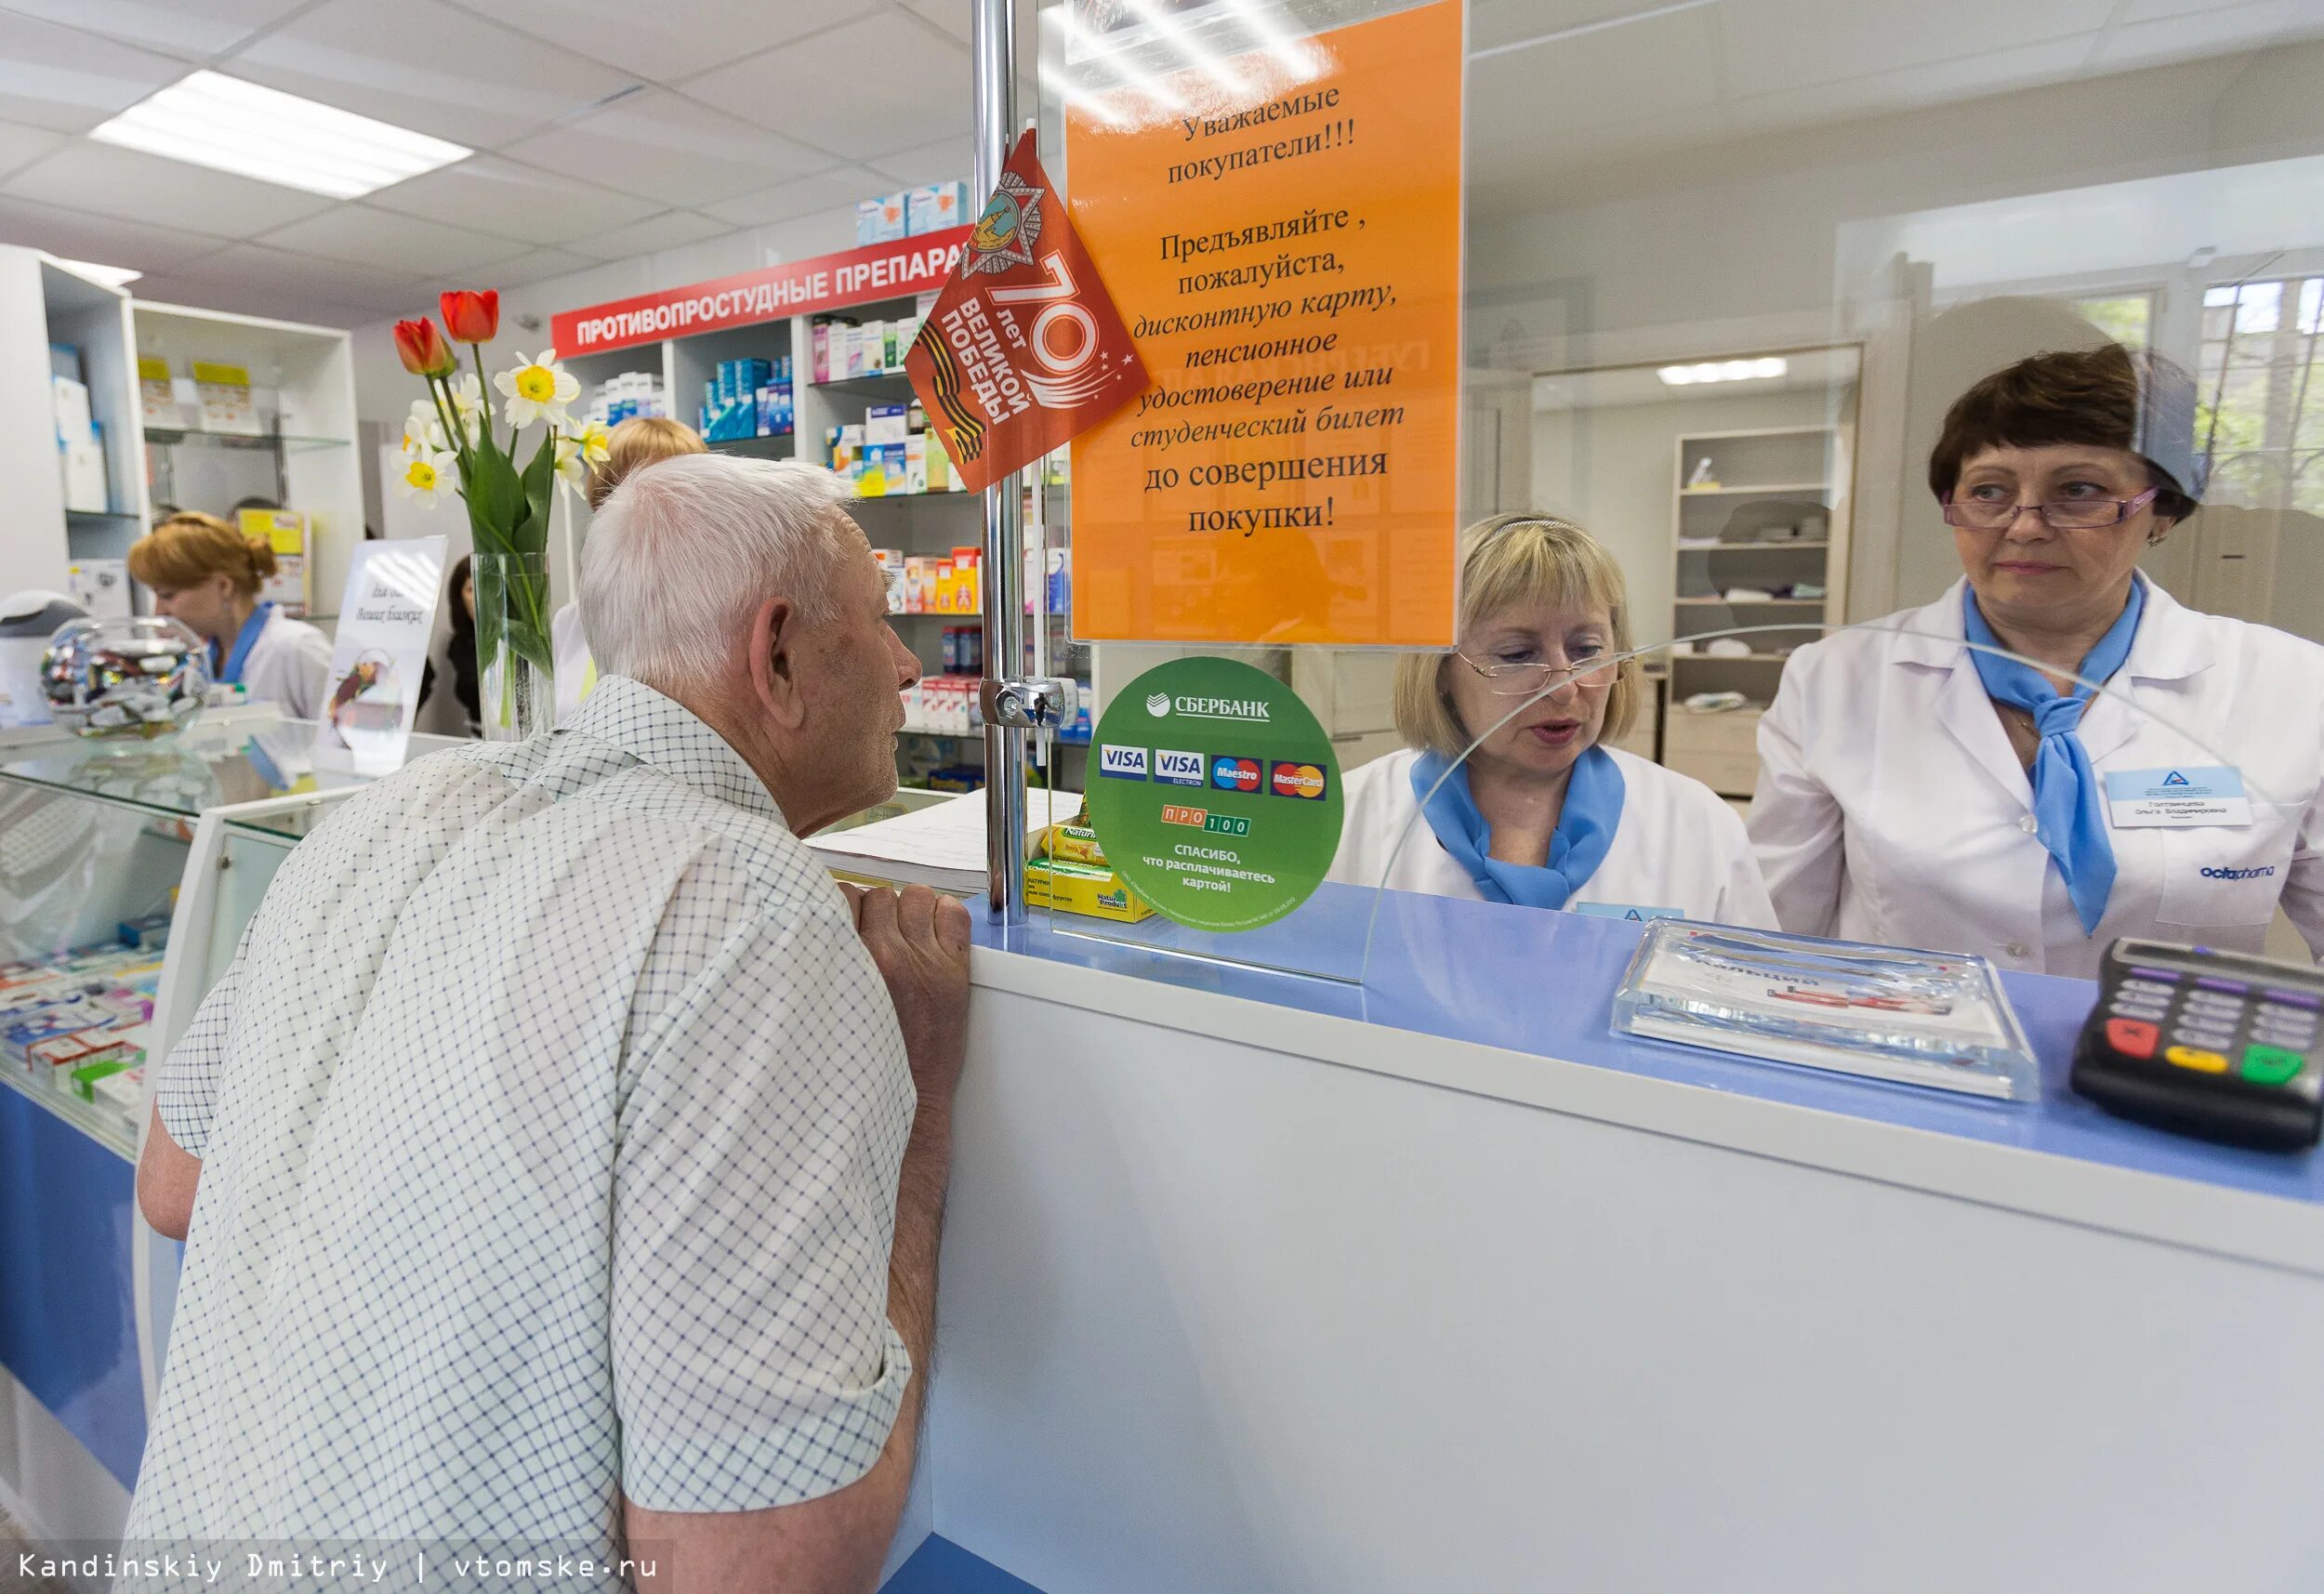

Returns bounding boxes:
[1331,514,1776,925]
[1749,345,2324,977]
[127,512,331,718]
[552,415,707,720]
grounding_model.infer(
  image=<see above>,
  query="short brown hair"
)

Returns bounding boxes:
[128,511,277,596]
[587,415,707,510]
[1929,344,2201,521]
[1393,513,1642,760]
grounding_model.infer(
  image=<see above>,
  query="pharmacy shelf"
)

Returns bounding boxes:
[1679,481,1831,497]
[706,432,795,456]
[142,428,348,454]
[1677,539,1831,551]
[813,372,914,398]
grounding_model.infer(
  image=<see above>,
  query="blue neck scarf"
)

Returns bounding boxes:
[215,601,275,686]
[1961,579,2145,935]
[1410,745,1625,911]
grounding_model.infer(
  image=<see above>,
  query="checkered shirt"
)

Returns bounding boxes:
[120,677,916,1585]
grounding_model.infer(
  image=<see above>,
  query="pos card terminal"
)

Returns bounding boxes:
[2070,939,2324,1150]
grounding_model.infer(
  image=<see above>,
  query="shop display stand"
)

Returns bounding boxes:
[133,304,363,627]
[1665,423,1854,797]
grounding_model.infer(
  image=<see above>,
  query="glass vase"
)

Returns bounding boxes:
[472,549,555,742]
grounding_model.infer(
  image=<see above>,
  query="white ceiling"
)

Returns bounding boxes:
[0,0,979,324]
[0,0,2314,329]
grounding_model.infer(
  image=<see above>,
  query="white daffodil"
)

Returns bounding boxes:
[571,417,613,468]
[445,371,485,445]
[553,432,586,490]
[394,446,455,504]
[495,349,579,429]
[403,399,445,455]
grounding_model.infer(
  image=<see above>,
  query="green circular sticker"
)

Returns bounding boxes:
[1082,656,1343,931]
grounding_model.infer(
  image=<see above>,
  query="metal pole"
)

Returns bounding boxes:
[974,0,1027,928]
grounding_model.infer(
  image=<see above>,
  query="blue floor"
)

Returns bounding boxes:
[884,1535,1047,1593]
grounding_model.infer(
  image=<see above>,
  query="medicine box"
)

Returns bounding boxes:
[867,404,909,445]
[873,548,905,613]
[856,192,907,245]
[908,181,968,236]
[1024,858,1156,923]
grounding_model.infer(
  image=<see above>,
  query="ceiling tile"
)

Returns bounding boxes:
[366,156,665,244]
[1468,4,1722,146]
[699,165,891,226]
[0,12,191,133]
[682,12,971,159]
[1716,0,2115,96]
[501,88,828,206]
[0,195,231,272]
[231,0,640,150]
[444,0,884,84]
[3,142,332,237]
[2095,0,2323,67]
[1469,0,1696,54]
[1,0,311,61]
[566,209,731,260]
[255,205,532,275]
[0,118,65,182]
[904,0,971,44]
[865,138,971,191]
[455,245,597,288]
[169,243,430,311]
[1724,35,2099,136]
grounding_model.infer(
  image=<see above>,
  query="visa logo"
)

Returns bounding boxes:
[1155,748,1207,786]
[1099,744,1149,780]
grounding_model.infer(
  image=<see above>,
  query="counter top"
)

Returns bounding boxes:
[972,884,2324,1273]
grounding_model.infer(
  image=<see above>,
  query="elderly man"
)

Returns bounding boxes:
[125,455,967,1593]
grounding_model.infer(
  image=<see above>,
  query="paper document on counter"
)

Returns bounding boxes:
[807,789,1083,894]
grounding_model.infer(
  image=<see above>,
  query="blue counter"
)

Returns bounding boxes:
[977,882,2321,1210]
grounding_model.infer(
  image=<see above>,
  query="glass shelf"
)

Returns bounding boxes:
[706,433,795,456]
[66,508,140,520]
[143,428,350,454]
[0,712,325,837]
[0,1064,137,1162]
[813,372,913,397]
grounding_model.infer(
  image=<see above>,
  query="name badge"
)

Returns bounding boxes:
[2103,765,2252,829]
[1574,903,1684,923]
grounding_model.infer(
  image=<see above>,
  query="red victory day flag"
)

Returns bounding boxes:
[906,130,1148,496]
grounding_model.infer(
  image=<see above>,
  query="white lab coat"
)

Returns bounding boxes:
[1749,575,2324,978]
[1329,744,1778,927]
[231,606,333,721]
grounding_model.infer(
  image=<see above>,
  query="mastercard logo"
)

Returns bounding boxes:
[1270,761,1327,800]
[1210,756,1262,792]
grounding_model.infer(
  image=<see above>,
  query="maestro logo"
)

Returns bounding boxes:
[1145,692,1171,717]
[1154,748,1206,787]
[1270,761,1328,800]
[1098,744,1149,781]
[1210,755,1262,793]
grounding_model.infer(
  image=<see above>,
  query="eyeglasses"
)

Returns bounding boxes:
[1454,651,1617,697]
[1940,485,2159,531]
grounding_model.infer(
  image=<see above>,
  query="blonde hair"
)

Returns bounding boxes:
[587,415,707,510]
[1393,512,1642,759]
[128,511,277,597]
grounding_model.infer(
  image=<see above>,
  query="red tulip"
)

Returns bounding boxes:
[440,289,499,344]
[393,317,454,376]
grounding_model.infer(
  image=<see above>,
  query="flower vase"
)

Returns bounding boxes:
[473,548,555,741]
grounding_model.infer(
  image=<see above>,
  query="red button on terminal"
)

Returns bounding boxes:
[2105,1018,2159,1060]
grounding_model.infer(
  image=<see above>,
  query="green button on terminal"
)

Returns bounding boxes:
[2240,1045,2306,1087]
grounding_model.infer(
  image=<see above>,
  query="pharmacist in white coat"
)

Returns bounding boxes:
[1331,513,1776,927]
[1750,345,2324,978]
[128,511,332,719]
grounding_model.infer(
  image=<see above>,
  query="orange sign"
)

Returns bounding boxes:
[1065,0,1464,647]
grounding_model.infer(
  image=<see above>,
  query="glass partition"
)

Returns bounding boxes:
[1015,0,2324,1017]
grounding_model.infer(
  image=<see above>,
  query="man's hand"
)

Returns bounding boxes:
[844,883,971,1114]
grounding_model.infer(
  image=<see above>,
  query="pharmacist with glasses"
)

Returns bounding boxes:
[1750,345,2324,978]
[1332,512,1775,926]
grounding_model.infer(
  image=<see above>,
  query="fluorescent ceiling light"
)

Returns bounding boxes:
[1659,357,1788,387]
[1124,0,1251,97]
[88,70,470,200]
[1043,6,1188,111]
[58,258,140,288]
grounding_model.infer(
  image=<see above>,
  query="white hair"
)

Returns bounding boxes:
[578,454,853,690]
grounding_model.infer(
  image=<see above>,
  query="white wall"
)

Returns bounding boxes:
[1532,384,1838,642]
